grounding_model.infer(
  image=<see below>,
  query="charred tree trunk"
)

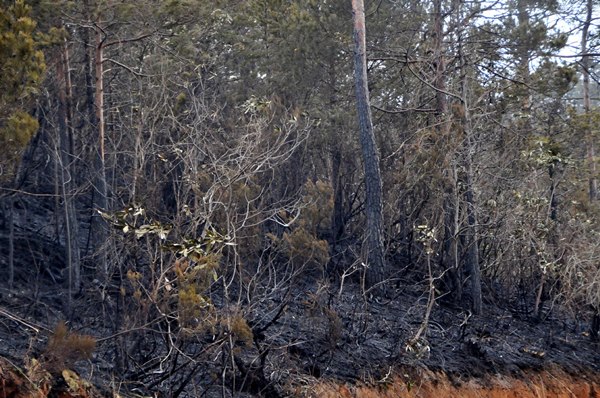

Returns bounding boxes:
[6,198,14,289]
[93,20,109,283]
[591,307,600,341]
[331,147,345,244]
[57,38,81,303]
[442,171,461,304]
[328,54,345,246]
[351,0,387,290]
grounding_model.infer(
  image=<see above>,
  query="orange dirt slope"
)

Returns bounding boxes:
[302,369,600,398]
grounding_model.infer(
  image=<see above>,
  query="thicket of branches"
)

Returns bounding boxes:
[1,0,600,396]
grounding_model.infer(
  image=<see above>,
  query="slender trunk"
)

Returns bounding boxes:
[7,199,14,290]
[411,251,436,343]
[94,21,109,282]
[548,163,558,222]
[591,306,599,341]
[534,162,559,319]
[581,0,597,201]
[457,0,482,314]
[58,39,81,299]
[328,54,345,246]
[351,0,387,290]
[464,158,482,315]
[57,46,72,295]
[517,0,531,111]
[63,41,81,293]
[82,0,96,258]
[331,147,345,244]
[442,169,461,303]
[432,0,447,117]
[434,0,462,306]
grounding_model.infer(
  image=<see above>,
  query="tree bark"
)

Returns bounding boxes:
[516,0,532,111]
[351,0,387,290]
[581,0,597,201]
[591,306,600,341]
[442,170,461,303]
[328,53,345,246]
[93,16,109,282]
[459,0,482,315]
[57,38,81,300]
[432,0,447,117]
[6,198,14,289]
[434,0,460,305]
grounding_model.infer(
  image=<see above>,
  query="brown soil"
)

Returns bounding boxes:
[303,369,600,398]
[3,357,598,398]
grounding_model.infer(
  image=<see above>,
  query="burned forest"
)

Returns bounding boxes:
[0,0,599,397]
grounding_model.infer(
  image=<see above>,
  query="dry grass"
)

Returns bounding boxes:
[296,369,600,398]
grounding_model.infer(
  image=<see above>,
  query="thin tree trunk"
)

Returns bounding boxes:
[517,0,532,111]
[432,0,447,117]
[464,157,482,315]
[442,169,461,304]
[581,0,597,201]
[82,0,96,259]
[591,306,599,341]
[328,54,345,246]
[57,38,81,299]
[331,147,345,244]
[434,0,463,306]
[351,0,387,290]
[456,0,482,314]
[6,199,14,289]
[94,20,109,282]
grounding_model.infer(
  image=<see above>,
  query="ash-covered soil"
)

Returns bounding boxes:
[0,267,598,397]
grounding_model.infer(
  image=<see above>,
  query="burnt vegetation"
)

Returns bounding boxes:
[0,0,600,397]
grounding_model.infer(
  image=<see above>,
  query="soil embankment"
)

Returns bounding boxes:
[308,369,600,398]
[1,358,598,398]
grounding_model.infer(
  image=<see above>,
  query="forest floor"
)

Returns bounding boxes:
[0,265,599,397]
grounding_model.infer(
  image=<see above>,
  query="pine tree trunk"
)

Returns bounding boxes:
[434,0,461,305]
[57,38,81,299]
[517,0,532,110]
[331,147,345,244]
[351,0,387,290]
[581,0,597,201]
[457,1,482,315]
[328,54,345,246]
[442,173,461,304]
[93,21,109,283]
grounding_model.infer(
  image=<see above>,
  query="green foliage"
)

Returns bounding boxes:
[0,0,46,180]
[2,110,39,147]
[0,0,46,101]
[522,136,570,168]
[532,61,578,97]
